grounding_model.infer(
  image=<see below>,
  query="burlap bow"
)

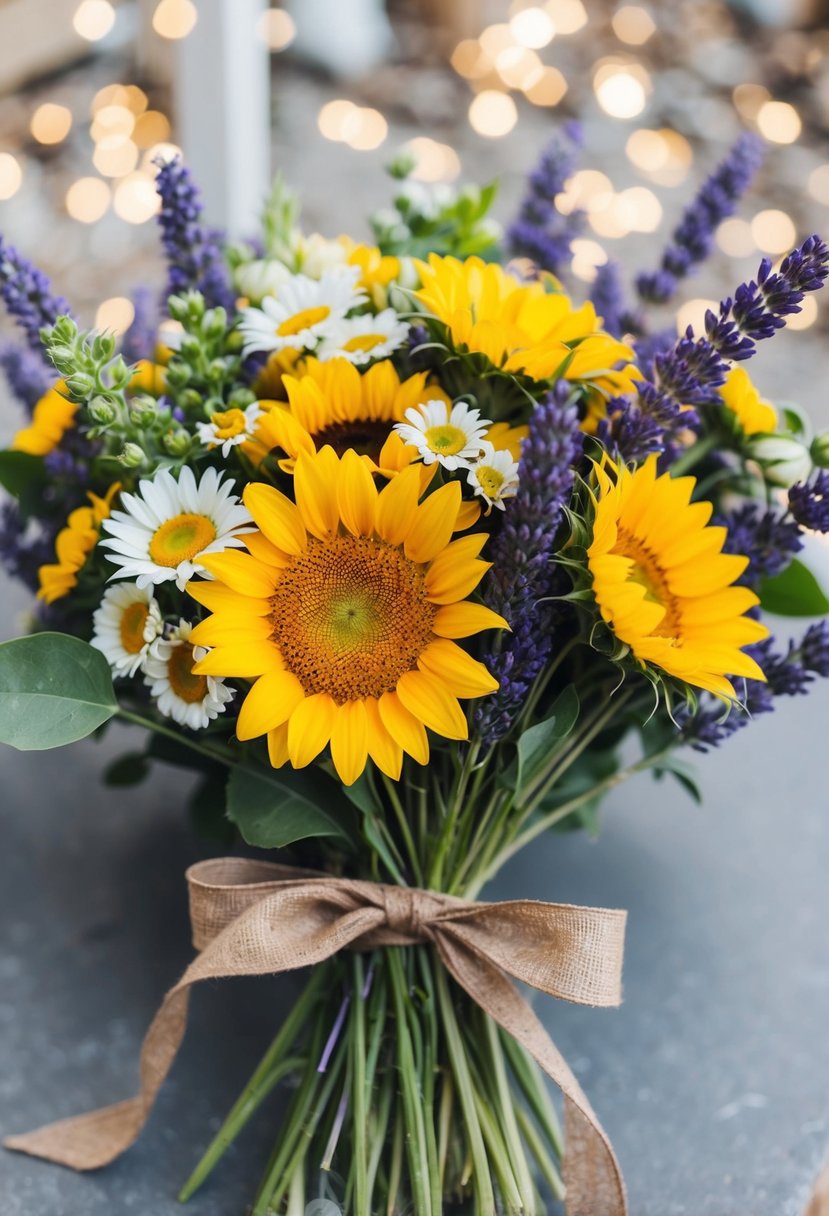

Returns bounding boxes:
[5,858,628,1216]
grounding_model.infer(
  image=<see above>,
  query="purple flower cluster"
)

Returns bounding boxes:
[476,386,582,744]
[120,285,159,363]
[0,342,50,413]
[0,501,54,592]
[720,503,803,581]
[506,122,585,277]
[637,134,764,305]
[589,260,641,339]
[154,158,234,312]
[0,236,72,356]
[789,470,829,532]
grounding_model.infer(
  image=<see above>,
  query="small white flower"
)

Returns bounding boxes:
[749,435,813,488]
[317,309,411,365]
[297,233,350,278]
[467,441,520,512]
[144,621,234,731]
[238,267,365,357]
[196,402,263,457]
[234,258,293,304]
[91,583,164,677]
[394,399,491,471]
[100,465,254,591]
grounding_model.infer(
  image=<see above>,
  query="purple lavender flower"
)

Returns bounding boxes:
[680,678,774,751]
[0,236,72,355]
[720,503,803,581]
[0,501,54,592]
[154,158,234,312]
[120,285,159,363]
[788,470,829,532]
[589,260,641,339]
[507,123,585,277]
[596,396,667,463]
[476,386,582,744]
[801,621,829,676]
[637,134,764,305]
[0,342,50,412]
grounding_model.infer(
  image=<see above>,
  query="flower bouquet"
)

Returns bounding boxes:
[2,132,829,1216]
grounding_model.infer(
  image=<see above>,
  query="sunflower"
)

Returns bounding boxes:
[718,367,777,436]
[587,456,769,698]
[414,254,634,383]
[37,482,121,604]
[12,381,77,456]
[188,448,506,784]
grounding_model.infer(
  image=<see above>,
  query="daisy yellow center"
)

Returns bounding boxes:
[277,305,331,337]
[341,332,386,353]
[167,643,209,704]
[477,466,505,498]
[268,535,437,702]
[210,408,249,439]
[615,527,680,638]
[119,601,150,654]
[423,424,469,457]
[148,513,217,567]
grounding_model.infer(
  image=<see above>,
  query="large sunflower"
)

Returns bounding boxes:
[188,448,505,784]
[587,456,768,698]
[414,254,634,384]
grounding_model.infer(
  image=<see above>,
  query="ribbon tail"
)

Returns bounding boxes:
[435,935,628,1216]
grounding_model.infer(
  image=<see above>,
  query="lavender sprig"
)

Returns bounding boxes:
[589,260,640,338]
[788,470,829,532]
[0,236,72,356]
[637,133,764,305]
[477,387,582,744]
[0,342,50,412]
[154,159,234,312]
[120,285,159,364]
[507,123,585,277]
[720,503,803,580]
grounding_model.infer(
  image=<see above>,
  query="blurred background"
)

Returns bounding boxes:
[1,0,829,372]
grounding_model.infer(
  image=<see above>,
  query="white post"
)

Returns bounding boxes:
[174,0,270,237]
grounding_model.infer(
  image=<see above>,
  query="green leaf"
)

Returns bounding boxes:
[516,686,580,796]
[0,450,48,518]
[0,632,118,750]
[226,765,349,849]
[653,756,702,805]
[758,558,829,617]
[103,751,150,787]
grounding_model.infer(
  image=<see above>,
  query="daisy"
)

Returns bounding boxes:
[91,583,164,677]
[394,399,491,471]
[144,620,234,730]
[100,466,254,591]
[238,267,366,357]
[316,309,411,366]
[467,442,520,512]
[188,449,507,785]
[196,403,263,457]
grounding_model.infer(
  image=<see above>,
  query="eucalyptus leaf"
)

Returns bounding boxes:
[0,633,118,750]
[758,558,829,617]
[226,765,349,849]
[653,757,702,805]
[515,686,580,796]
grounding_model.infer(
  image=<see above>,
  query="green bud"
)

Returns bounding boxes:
[811,432,829,468]
[207,358,228,381]
[65,372,96,398]
[50,317,78,342]
[129,395,157,424]
[48,343,75,367]
[92,332,116,362]
[119,442,145,469]
[228,387,256,409]
[179,334,202,358]
[386,150,416,180]
[203,307,228,339]
[88,396,117,425]
[109,355,130,387]
[167,294,189,323]
[162,428,191,457]
[178,388,204,411]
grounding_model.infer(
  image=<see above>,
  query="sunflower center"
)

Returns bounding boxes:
[167,642,209,704]
[340,332,386,353]
[268,534,437,702]
[313,418,392,461]
[210,408,249,439]
[423,423,470,457]
[277,305,331,337]
[148,513,217,567]
[476,466,505,498]
[119,602,150,654]
[616,528,681,638]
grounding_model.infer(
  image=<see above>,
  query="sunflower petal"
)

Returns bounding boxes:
[337,449,377,538]
[198,549,279,597]
[244,530,293,568]
[365,697,403,780]
[267,722,290,768]
[378,692,430,765]
[433,602,508,638]
[287,692,337,767]
[405,482,462,564]
[193,641,281,677]
[244,483,307,555]
[396,669,468,740]
[418,639,499,697]
[294,447,340,540]
[375,464,421,545]
[329,699,369,785]
[236,669,305,740]
[186,580,270,615]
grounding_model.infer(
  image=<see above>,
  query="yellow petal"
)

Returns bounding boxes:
[186,580,270,615]
[337,449,377,537]
[329,699,369,785]
[189,614,274,645]
[375,464,421,545]
[267,722,290,768]
[454,499,482,532]
[433,602,507,638]
[193,641,281,677]
[405,482,462,564]
[294,447,340,540]
[425,556,490,605]
[378,691,430,765]
[236,669,305,740]
[198,550,278,597]
[244,530,293,568]
[287,692,337,768]
[418,639,499,697]
[396,669,468,741]
[364,697,403,780]
[244,483,307,555]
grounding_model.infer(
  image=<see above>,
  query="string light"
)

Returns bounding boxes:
[756,100,801,144]
[594,61,651,119]
[524,66,567,106]
[716,217,756,257]
[113,173,161,223]
[509,7,555,50]
[73,0,115,41]
[611,6,656,45]
[30,104,73,146]
[0,153,23,201]
[257,8,296,51]
[65,177,110,222]
[152,0,198,40]
[406,138,461,183]
[750,209,796,254]
[468,90,518,138]
[96,297,135,334]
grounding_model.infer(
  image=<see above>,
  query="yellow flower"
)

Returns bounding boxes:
[414,254,634,383]
[719,367,777,436]
[253,348,306,401]
[188,448,506,785]
[346,242,401,302]
[129,360,167,396]
[587,456,768,698]
[37,482,121,604]
[11,382,77,457]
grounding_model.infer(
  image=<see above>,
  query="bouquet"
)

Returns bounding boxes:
[2,131,829,1216]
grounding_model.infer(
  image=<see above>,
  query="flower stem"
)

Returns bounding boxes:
[482,1013,536,1215]
[350,956,369,1214]
[388,948,433,1216]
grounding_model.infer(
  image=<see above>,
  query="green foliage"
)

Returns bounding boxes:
[513,687,580,797]
[226,765,351,849]
[262,174,301,262]
[371,175,500,260]
[0,632,118,750]
[103,751,150,787]
[0,450,48,518]
[759,558,829,617]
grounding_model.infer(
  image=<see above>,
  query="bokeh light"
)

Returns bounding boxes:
[257,8,296,52]
[113,173,161,223]
[625,127,692,186]
[91,104,135,142]
[152,0,198,40]
[93,137,139,178]
[787,295,818,330]
[570,238,608,282]
[96,296,135,334]
[524,66,567,106]
[594,62,651,119]
[317,101,387,150]
[496,46,543,90]
[65,176,111,222]
[451,40,492,80]
[808,164,829,206]
[756,100,802,144]
[348,109,388,152]
[556,169,613,215]
[133,111,172,149]
[509,7,555,50]
[142,142,183,172]
[676,298,718,335]
[406,138,461,183]
[611,6,656,45]
[544,0,587,35]
[0,154,23,200]
[732,83,771,122]
[716,217,756,257]
[615,186,662,232]
[479,24,514,57]
[73,0,115,41]
[30,104,73,146]
[468,90,518,138]
[750,209,797,253]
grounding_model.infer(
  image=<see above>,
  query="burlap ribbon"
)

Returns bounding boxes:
[5,858,628,1216]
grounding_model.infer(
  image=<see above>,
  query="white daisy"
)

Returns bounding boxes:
[317,308,411,366]
[90,583,164,677]
[196,403,263,457]
[467,441,521,512]
[144,620,234,730]
[100,465,254,591]
[238,266,365,357]
[394,399,492,471]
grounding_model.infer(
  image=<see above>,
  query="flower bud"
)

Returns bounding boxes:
[65,372,96,398]
[234,258,292,303]
[129,395,157,425]
[810,431,829,469]
[162,428,191,457]
[88,396,117,425]
[202,307,228,339]
[749,435,813,488]
[119,442,145,468]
